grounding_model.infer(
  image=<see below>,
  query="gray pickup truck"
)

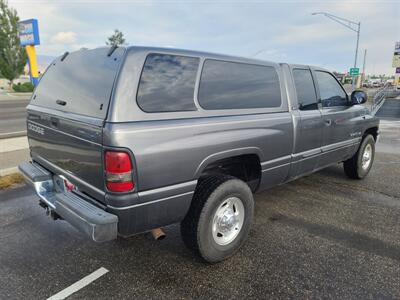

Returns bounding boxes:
[19,46,379,262]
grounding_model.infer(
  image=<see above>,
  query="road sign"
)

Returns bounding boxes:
[18,19,40,46]
[395,75,400,88]
[349,68,359,76]
[393,42,400,68]
[17,19,40,86]
[393,54,400,68]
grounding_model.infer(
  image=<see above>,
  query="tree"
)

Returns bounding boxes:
[106,29,126,47]
[0,0,26,88]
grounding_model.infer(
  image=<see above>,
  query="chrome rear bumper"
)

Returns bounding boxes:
[18,161,118,242]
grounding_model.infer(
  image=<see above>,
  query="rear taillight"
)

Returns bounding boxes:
[104,151,134,192]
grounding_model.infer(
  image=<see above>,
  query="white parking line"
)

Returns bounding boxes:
[47,267,109,300]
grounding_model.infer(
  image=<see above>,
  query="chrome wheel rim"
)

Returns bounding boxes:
[361,144,372,170]
[212,197,244,246]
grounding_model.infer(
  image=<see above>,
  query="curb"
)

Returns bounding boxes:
[0,131,26,139]
[7,92,32,97]
[0,167,19,177]
[0,94,31,101]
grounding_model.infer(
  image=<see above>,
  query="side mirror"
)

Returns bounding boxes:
[350,90,367,105]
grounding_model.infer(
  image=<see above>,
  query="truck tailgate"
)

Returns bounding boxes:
[27,109,104,194]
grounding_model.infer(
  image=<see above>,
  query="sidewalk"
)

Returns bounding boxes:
[0,136,29,176]
[0,92,32,101]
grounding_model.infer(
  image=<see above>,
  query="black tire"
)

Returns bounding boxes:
[181,175,254,263]
[343,134,375,179]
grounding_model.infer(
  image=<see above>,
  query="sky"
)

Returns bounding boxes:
[9,0,400,75]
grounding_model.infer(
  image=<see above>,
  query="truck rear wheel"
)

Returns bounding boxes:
[343,134,375,179]
[181,175,254,263]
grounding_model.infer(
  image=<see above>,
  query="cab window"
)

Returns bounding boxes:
[198,60,281,110]
[315,71,348,107]
[292,69,318,110]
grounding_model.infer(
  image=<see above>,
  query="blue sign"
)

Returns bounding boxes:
[18,19,40,46]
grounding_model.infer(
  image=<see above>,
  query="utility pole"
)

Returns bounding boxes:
[362,49,367,83]
[312,12,361,89]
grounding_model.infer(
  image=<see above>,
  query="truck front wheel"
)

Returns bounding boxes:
[343,134,375,179]
[181,175,254,263]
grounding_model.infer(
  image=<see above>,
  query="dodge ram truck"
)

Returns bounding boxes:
[19,46,379,262]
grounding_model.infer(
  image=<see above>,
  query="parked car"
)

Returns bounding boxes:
[19,46,379,263]
[372,81,382,88]
[362,81,371,88]
[385,79,394,87]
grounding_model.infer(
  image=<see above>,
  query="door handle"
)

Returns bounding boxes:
[56,99,67,106]
[50,117,59,128]
[325,119,332,126]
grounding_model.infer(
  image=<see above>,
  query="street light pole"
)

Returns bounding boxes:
[312,12,361,88]
[354,22,360,69]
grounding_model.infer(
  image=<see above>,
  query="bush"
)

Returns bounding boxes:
[12,82,34,92]
[0,173,24,190]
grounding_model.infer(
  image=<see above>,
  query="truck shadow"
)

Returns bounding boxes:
[269,213,400,262]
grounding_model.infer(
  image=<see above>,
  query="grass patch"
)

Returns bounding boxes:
[12,82,34,93]
[0,173,24,190]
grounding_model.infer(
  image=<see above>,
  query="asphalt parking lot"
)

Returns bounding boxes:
[1,118,399,299]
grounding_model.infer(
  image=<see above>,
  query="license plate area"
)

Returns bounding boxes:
[53,175,77,193]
